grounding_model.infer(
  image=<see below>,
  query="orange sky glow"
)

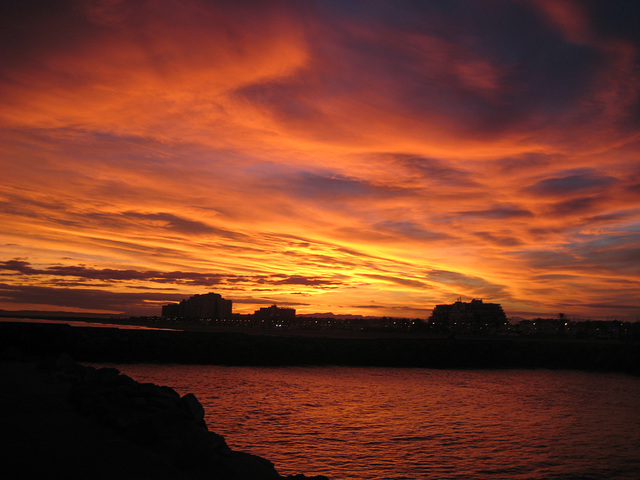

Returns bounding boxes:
[1,0,639,320]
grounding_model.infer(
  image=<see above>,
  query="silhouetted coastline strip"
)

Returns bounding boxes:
[1,321,639,374]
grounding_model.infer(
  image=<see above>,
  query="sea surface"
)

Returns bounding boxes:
[0,317,177,331]
[101,364,640,480]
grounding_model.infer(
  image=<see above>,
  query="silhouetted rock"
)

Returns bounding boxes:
[178,392,206,424]
[50,356,327,479]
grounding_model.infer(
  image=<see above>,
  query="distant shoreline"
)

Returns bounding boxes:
[1,319,638,375]
[0,315,446,338]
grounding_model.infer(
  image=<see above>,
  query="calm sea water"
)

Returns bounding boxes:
[103,364,640,480]
[0,317,177,331]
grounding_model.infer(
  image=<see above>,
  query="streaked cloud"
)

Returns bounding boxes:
[526,169,618,196]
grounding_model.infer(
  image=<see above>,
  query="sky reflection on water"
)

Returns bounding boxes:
[107,365,640,480]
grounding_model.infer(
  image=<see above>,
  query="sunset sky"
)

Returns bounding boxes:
[1,0,639,320]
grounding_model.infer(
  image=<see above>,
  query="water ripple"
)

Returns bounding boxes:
[104,365,640,480]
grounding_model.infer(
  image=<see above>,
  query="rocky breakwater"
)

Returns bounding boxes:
[47,356,328,480]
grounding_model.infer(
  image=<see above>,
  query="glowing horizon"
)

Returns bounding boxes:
[1,1,639,320]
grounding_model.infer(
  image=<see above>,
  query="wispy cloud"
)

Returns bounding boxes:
[526,169,618,196]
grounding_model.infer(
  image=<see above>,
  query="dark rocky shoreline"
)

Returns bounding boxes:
[1,320,639,374]
[1,353,328,480]
[52,356,327,479]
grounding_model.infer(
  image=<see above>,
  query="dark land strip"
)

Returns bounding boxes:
[2,321,639,374]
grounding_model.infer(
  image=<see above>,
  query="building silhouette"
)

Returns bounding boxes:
[161,292,232,320]
[429,298,506,333]
[254,305,296,326]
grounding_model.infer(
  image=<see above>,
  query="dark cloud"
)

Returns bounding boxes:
[493,153,556,174]
[0,260,226,286]
[0,259,37,274]
[548,196,601,217]
[474,232,523,247]
[374,221,451,242]
[531,273,583,282]
[581,302,640,311]
[292,172,374,200]
[0,283,185,316]
[0,191,75,223]
[626,183,640,196]
[0,0,102,71]
[361,274,428,289]
[526,169,617,196]
[121,212,223,236]
[527,226,565,239]
[230,297,308,307]
[389,154,480,187]
[263,233,404,265]
[457,205,534,219]
[265,170,410,205]
[426,269,510,299]
[281,250,358,269]
[587,209,640,225]
[89,211,248,239]
[584,0,640,42]
[1,0,636,141]
[0,259,344,290]
[0,188,246,241]
[515,232,640,275]
[237,0,604,139]
[272,275,341,287]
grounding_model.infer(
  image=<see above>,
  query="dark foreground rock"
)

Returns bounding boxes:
[1,355,329,480]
